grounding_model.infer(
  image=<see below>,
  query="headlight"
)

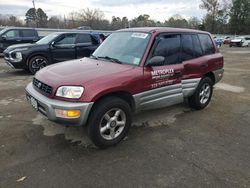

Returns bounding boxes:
[15,52,22,60]
[56,86,84,99]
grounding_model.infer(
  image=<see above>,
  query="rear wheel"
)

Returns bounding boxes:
[87,97,132,148]
[188,77,213,110]
[28,56,48,74]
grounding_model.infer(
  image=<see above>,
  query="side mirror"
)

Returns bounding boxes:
[51,41,55,47]
[147,56,165,67]
[1,35,7,40]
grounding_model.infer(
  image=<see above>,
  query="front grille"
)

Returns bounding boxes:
[33,78,52,96]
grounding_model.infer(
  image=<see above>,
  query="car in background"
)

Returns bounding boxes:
[3,31,99,74]
[223,36,231,44]
[77,26,92,30]
[214,38,223,48]
[0,27,41,53]
[230,36,250,47]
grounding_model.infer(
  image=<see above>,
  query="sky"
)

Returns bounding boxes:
[0,0,205,21]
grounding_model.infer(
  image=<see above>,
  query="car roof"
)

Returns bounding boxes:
[118,27,209,34]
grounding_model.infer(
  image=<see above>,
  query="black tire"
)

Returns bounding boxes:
[188,77,213,110]
[87,97,132,148]
[28,55,48,75]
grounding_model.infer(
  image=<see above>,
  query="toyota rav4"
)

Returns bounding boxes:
[26,27,224,148]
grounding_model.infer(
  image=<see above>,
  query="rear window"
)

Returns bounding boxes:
[76,34,92,44]
[181,34,193,61]
[192,35,203,58]
[198,34,215,55]
[22,29,36,37]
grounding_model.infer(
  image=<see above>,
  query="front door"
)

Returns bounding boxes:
[50,33,77,63]
[137,34,184,110]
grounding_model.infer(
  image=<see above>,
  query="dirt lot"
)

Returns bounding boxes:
[0,46,250,188]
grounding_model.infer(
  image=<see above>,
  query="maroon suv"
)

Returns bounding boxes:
[26,27,224,148]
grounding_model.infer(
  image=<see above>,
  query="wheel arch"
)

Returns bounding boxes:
[204,72,215,85]
[91,91,136,112]
[26,52,50,66]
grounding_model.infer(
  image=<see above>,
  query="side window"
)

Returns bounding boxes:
[22,30,36,37]
[56,34,77,45]
[181,34,193,61]
[152,34,181,65]
[192,35,203,58]
[4,30,20,38]
[76,34,93,44]
[198,34,215,55]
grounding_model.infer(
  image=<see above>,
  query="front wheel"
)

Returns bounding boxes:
[28,56,48,74]
[87,97,132,148]
[188,77,213,110]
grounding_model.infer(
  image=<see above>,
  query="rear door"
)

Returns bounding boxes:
[21,29,38,43]
[1,29,22,49]
[140,33,184,110]
[75,33,99,58]
[50,33,77,62]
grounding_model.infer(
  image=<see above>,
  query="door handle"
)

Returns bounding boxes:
[200,63,208,68]
[16,40,21,42]
[174,70,182,75]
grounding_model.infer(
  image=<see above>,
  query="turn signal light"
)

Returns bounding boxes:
[55,109,81,118]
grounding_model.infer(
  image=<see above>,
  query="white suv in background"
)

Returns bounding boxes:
[230,36,250,47]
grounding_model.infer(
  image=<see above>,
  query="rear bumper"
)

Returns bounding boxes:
[25,82,93,126]
[213,68,224,84]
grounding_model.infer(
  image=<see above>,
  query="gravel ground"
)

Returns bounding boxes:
[0,46,250,188]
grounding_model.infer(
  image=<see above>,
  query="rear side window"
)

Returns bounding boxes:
[4,30,20,38]
[152,34,181,65]
[76,34,92,44]
[181,34,193,61]
[22,30,36,37]
[192,35,203,58]
[198,34,215,55]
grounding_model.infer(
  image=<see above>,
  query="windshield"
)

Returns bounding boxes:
[92,31,151,65]
[36,33,60,45]
[0,28,8,35]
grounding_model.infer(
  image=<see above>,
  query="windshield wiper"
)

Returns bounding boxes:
[97,56,123,64]
[90,54,98,60]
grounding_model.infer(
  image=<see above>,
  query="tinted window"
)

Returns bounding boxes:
[198,34,215,55]
[22,29,36,37]
[77,34,92,44]
[56,34,76,45]
[152,34,181,65]
[5,30,20,38]
[181,34,193,61]
[192,35,203,58]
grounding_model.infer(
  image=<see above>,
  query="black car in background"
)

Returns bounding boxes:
[0,27,40,53]
[3,32,100,74]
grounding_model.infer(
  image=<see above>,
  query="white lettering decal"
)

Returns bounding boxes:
[151,69,175,80]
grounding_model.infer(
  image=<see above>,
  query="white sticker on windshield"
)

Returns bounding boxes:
[131,33,148,39]
[133,57,140,65]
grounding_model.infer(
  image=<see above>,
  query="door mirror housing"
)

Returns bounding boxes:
[1,35,7,40]
[146,56,165,67]
[51,41,55,47]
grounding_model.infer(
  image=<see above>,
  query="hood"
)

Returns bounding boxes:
[35,57,135,87]
[4,43,45,53]
[231,38,243,42]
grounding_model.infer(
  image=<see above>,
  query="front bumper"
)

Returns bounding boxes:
[3,52,27,69]
[25,82,93,126]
